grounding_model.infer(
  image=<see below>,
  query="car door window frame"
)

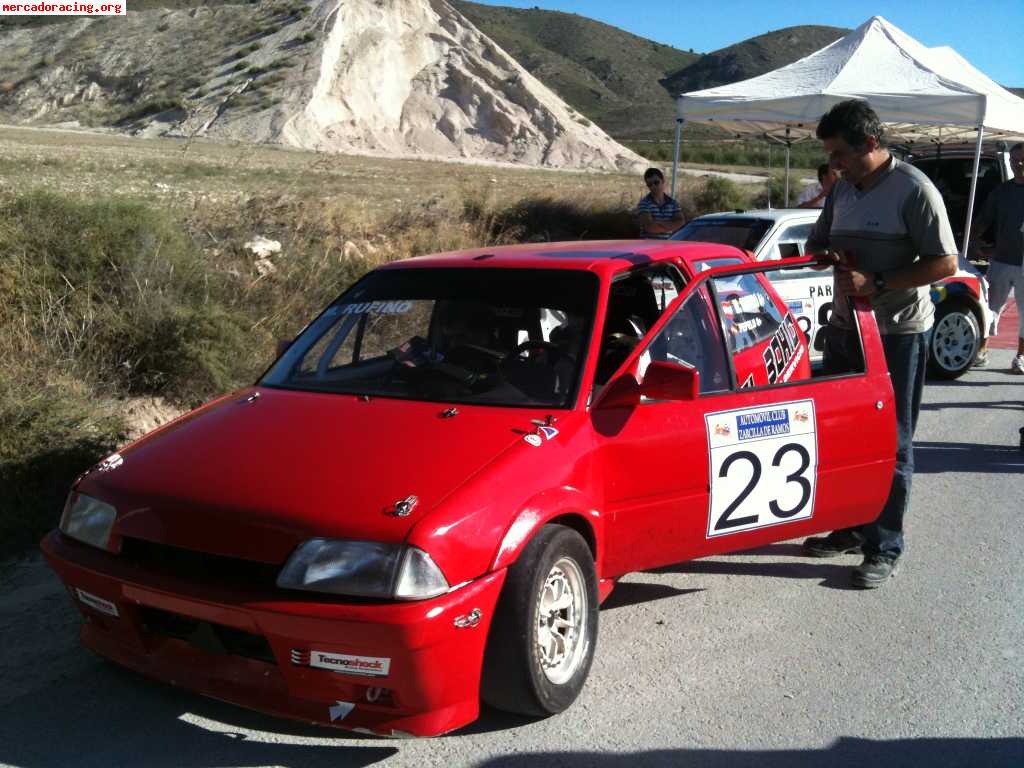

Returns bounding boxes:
[593,255,872,406]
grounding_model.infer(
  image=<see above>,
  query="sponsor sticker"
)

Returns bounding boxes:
[339,301,413,316]
[538,426,559,441]
[310,651,391,677]
[524,434,543,447]
[97,453,124,472]
[75,588,119,617]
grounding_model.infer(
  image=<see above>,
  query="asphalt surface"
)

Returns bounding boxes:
[1,350,1021,768]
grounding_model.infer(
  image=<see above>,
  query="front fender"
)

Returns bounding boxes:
[489,487,605,576]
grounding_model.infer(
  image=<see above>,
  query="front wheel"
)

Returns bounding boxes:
[929,299,982,380]
[481,525,598,717]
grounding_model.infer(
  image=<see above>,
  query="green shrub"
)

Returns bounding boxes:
[693,176,749,214]
[752,172,791,208]
[0,191,250,403]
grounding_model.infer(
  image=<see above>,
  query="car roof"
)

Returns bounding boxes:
[689,209,819,223]
[380,240,751,279]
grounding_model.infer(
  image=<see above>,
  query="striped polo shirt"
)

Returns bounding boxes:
[637,193,681,238]
[806,157,957,335]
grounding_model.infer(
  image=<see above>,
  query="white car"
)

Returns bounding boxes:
[671,209,988,378]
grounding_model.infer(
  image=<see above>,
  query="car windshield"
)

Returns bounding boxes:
[260,268,599,408]
[671,218,773,251]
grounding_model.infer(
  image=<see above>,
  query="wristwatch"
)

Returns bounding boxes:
[873,272,887,292]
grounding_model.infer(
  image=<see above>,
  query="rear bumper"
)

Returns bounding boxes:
[41,530,506,737]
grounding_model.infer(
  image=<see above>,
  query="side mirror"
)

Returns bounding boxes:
[593,373,641,411]
[640,361,699,401]
[276,339,292,358]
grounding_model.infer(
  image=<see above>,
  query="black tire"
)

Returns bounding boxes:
[929,298,983,380]
[480,525,598,717]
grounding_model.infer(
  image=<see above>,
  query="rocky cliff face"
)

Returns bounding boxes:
[0,0,644,171]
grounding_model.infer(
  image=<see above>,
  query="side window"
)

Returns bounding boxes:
[770,222,815,263]
[639,286,729,394]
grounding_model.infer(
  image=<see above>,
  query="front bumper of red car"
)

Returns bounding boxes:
[41,530,506,737]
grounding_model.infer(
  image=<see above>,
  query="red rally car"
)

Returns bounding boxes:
[43,241,896,737]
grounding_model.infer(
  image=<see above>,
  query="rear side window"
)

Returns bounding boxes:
[770,222,815,261]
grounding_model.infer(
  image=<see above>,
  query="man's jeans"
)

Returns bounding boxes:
[840,330,930,560]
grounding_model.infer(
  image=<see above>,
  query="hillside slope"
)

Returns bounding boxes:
[663,25,849,95]
[453,1,698,139]
[0,0,644,170]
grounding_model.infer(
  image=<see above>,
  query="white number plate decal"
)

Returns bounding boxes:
[705,399,818,538]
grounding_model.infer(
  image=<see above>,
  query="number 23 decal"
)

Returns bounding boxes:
[705,400,818,538]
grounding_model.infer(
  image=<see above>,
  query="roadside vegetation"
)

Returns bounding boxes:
[0,127,773,560]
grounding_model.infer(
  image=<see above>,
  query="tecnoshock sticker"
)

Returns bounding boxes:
[705,400,818,538]
[309,651,391,677]
[75,588,119,617]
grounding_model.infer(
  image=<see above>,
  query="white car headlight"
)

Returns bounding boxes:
[277,539,449,601]
[59,493,117,550]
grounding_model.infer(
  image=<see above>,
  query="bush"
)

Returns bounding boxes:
[693,176,749,215]
[752,172,793,208]
[0,191,250,404]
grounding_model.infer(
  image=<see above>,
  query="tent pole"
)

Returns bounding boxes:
[784,126,791,207]
[671,118,684,200]
[960,124,985,266]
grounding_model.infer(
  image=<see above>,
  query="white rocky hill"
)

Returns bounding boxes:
[0,0,644,171]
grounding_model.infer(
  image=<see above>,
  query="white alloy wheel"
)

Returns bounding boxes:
[536,557,588,685]
[931,304,980,377]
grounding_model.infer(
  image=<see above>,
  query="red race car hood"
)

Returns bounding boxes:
[84,387,543,564]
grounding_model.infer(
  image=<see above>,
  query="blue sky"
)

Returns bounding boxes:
[466,0,1023,86]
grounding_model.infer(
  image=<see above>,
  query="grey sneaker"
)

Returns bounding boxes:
[803,530,863,558]
[1011,354,1024,375]
[852,555,899,588]
[971,349,989,368]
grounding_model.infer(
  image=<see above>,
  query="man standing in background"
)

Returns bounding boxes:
[636,167,683,238]
[797,163,839,208]
[800,100,957,588]
[968,142,1024,373]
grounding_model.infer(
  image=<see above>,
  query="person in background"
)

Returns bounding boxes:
[799,99,957,588]
[636,168,683,238]
[967,142,1024,374]
[797,163,839,208]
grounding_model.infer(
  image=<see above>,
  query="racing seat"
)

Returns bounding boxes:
[595,276,662,384]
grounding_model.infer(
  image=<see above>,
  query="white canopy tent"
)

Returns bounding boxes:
[672,15,1024,256]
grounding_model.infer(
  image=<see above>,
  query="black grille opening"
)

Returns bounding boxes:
[140,605,277,665]
[119,538,282,591]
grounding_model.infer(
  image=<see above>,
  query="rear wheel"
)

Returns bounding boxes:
[481,525,598,717]
[929,299,982,380]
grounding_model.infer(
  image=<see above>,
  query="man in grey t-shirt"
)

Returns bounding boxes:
[801,100,957,588]
[968,142,1024,373]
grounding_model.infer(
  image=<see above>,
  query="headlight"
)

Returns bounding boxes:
[59,493,116,550]
[277,539,449,601]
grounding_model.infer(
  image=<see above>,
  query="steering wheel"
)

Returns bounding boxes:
[504,339,561,363]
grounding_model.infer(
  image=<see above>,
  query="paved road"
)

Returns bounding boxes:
[1,352,1021,768]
